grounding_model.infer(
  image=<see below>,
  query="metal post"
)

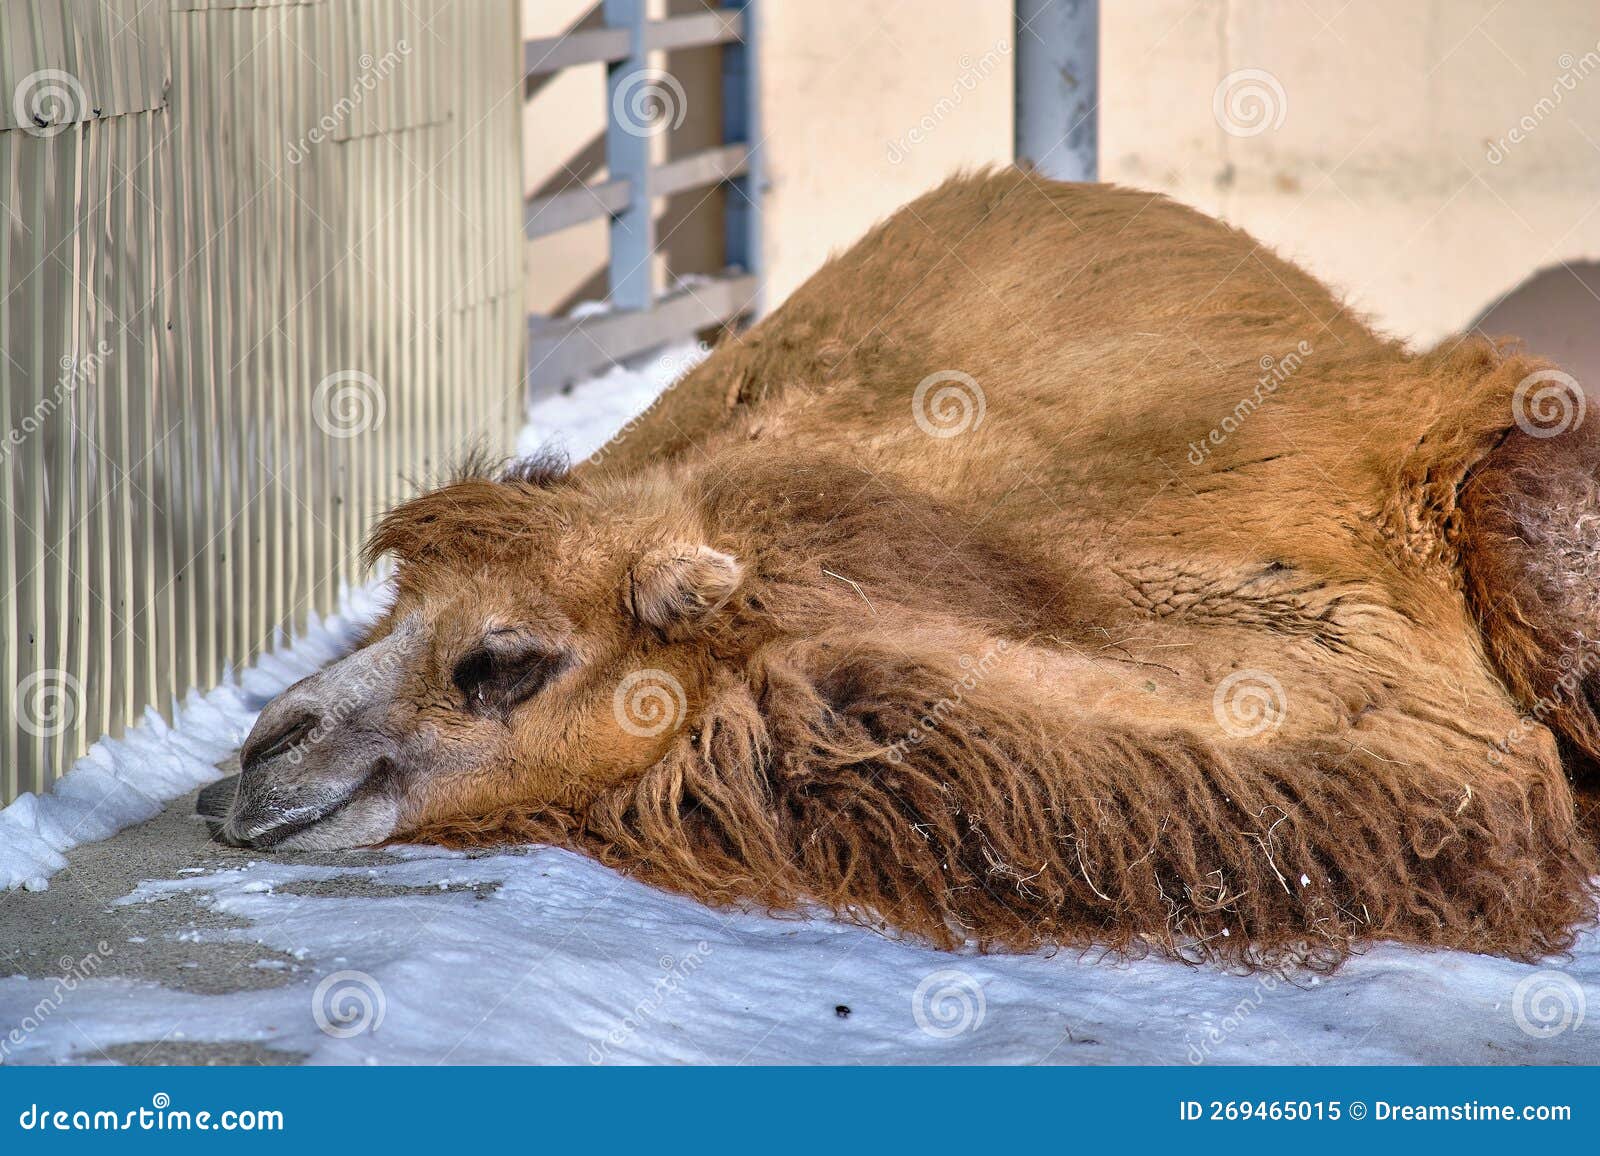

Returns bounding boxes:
[605,0,655,311]
[1015,0,1098,181]
[721,0,762,314]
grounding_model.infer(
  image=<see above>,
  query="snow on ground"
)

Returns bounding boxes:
[5,844,1598,1065]
[3,340,1598,1065]
[517,336,708,462]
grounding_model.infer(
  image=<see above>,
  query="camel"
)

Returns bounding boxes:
[211,169,1600,969]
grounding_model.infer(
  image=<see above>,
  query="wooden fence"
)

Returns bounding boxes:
[525,0,761,398]
[0,0,524,803]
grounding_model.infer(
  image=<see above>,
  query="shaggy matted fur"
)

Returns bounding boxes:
[340,171,1598,968]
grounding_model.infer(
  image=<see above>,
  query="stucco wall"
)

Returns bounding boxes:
[1101,0,1600,348]
[756,2,1014,305]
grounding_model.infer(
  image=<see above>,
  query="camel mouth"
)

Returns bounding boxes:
[196,773,242,833]
[211,782,361,850]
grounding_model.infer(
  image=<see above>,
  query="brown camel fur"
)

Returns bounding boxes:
[233,170,1600,970]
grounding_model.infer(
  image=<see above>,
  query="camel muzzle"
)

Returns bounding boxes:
[203,616,423,850]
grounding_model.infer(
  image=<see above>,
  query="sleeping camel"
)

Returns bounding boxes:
[212,170,1600,969]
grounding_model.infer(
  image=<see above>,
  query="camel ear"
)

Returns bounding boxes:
[629,544,742,631]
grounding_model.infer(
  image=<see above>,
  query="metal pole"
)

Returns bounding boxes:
[1015,0,1098,181]
[721,0,762,316]
[605,0,655,312]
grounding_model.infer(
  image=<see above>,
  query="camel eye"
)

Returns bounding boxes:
[452,649,494,705]
[451,641,564,715]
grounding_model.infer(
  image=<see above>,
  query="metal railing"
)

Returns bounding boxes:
[0,0,524,804]
[525,0,762,397]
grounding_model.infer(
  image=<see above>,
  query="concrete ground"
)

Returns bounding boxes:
[0,786,485,1066]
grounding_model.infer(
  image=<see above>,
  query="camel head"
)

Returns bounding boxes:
[214,456,744,850]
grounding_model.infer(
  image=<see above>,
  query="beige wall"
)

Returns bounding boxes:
[524,1,1014,315]
[1101,0,1600,348]
[757,1,1014,305]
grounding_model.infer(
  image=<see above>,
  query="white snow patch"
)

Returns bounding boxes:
[518,340,709,462]
[2,848,1597,1064]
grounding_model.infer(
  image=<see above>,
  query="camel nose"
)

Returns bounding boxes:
[240,706,321,773]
